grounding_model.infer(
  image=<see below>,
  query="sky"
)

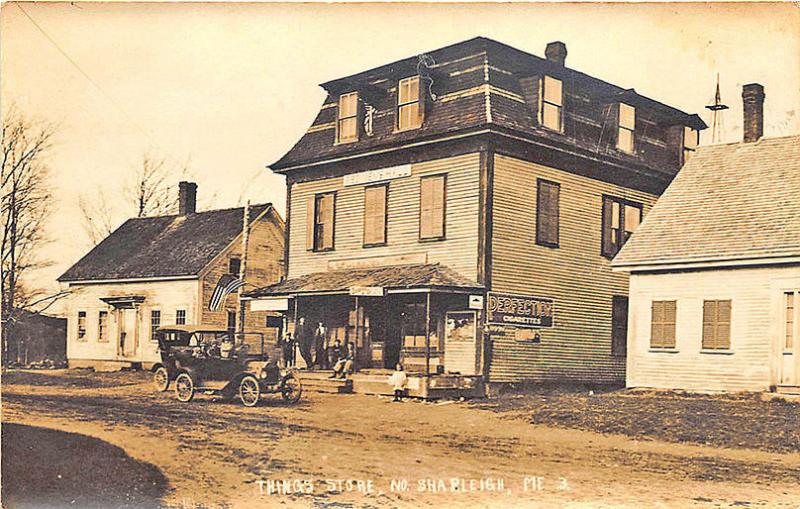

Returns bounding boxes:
[2,1,799,311]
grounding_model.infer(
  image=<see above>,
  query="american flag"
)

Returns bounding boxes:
[209,273,246,311]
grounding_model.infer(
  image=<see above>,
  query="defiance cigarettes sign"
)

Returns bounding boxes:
[486,292,554,328]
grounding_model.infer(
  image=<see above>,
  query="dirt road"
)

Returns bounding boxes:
[3,370,799,508]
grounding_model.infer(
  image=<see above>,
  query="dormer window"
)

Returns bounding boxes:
[617,103,636,154]
[540,76,563,132]
[682,126,698,164]
[398,76,423,131]
[337,92,359,143]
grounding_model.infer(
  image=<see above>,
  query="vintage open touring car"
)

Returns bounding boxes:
[152,325,302,406]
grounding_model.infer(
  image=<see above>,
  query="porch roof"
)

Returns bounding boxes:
[245,263,483,298]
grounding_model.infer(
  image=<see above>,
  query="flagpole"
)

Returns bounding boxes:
[238,201,250,340]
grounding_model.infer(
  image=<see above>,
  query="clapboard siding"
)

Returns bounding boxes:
[627,266,800,392]
[288,153,481,281]
[489,154,658,383]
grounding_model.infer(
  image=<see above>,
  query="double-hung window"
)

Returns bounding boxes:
[229,257,241,276]
[176,309,186,325]
[151,310,161,341]
[540,76,563,132]
[617,103,636,153]
[398,76,423,131]
[307,192,335,251]
[602,196,642,258]
[98,311,108,342]
[612,296,629,356]
[363,184,388,247]
[536,179,560,247]
[77,311,87,341]
[419,175,445,241]
[337,92,359,143]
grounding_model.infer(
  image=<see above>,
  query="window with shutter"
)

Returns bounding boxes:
[602,195,643,258]
[419,175,445,240]
[702,300,731,350]
[612,296,629,356]
[786,292,796,350]
[650,301,677,349]
[363,184,388,247]
[536,179,560,247]
[311,192,336,251]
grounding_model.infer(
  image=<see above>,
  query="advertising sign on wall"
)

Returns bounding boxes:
[486,292,554,328]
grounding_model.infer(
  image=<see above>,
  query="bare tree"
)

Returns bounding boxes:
[126,153,176,217]
[1,106,57,366]
[77,191,118,245]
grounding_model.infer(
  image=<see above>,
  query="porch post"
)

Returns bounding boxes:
[293,296,299,367]
[354,296,360,366]
[425,291,431,377]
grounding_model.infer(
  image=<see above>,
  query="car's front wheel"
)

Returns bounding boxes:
[153,366,169,392]
[281,372,302,404]
[175,373,194,402]
[239,375,261,407]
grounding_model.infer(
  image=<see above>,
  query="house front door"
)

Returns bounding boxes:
[779,290,800,387]
[119,308,137,358]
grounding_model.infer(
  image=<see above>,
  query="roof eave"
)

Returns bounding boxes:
[612,254,800,273]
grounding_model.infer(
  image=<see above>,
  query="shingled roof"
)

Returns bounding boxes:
[272,36,705,173]
[59,204,273,282]
[245,263,482,297]
[612,135,800,269]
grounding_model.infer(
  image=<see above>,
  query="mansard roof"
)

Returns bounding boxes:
[271,36,706,174]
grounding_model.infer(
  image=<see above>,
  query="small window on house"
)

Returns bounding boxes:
[363,184,388,247]
[337,92,359,143]
[540,76,563,132]
[702,300,731,350]
[650,301,677,349]
[77,311,87,341]
[536,179,560,247]
[682,126,698,164]
[229,257,241,276]
[309,192,336,251]
[617,103,636,153]
[785,292,795,350]
[176,309,186,325]
[227,310,237,339]
[602,196,643,258]
[419,175,446,240]
[398,76,423,131]
[151,310,161,341]
[612,296,629,356]
[98,311,108,342]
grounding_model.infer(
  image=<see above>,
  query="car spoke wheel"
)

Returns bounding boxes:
[281,372,302,403]
[239,375,261,407]
[153,367,169,392]
[175,373,194,402]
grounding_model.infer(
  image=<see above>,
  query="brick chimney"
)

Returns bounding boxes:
[742,83,765,143]
[545,41,567,66]
[178,181,197,215]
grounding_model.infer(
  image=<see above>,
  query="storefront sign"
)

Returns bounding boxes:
[486,292,554,328]
[468,295,484,310]
[250,297,289,312]
[349,286,385,297]
[343,164,412,187]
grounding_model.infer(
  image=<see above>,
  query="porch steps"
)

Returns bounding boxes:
[776,385,800,395]
[296,371,353,394]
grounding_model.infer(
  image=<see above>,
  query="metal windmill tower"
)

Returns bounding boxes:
[705,74,729,143]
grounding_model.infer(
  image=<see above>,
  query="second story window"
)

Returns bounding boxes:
[540,76,563,132]
[419,175,445,241]
[176,309,186,325]
[536,179,560,248]
[307,192,335,251]
[337,92,359,143]
[363,184,388,247]
[602,195,642,258]
[617,103,636,154]
[229,257,241,276]
[398,76,423,131]
[682,126,698,164]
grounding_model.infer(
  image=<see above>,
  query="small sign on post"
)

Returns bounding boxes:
[468,294,484,310]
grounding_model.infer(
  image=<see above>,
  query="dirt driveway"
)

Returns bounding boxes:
[3,370,799,508]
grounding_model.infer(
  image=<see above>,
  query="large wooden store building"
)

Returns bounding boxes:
[246,37,706,392]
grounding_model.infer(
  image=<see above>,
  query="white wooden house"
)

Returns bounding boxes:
[612,84,800,393]
[58,182,285,371]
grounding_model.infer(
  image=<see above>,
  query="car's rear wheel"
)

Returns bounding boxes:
[175,373,194,402]
[239,375,261,407]
[153,366,169,392]
[281,372,302,403]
